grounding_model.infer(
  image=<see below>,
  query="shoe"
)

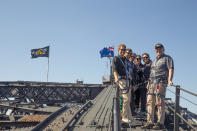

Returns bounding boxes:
[139,110,147,115]
[131,120,142,126]
[152,122,164,130]
[132,112,137,116]
[141,122,153,129]
[122,118,131,123]
[137,110,141,114]
[138,110,146,113]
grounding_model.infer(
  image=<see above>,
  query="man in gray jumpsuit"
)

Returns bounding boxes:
[142,43,174,129]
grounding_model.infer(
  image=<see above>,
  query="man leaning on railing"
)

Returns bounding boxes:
[112,44,133,123]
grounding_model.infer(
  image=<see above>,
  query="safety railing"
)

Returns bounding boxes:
[167,85,197,131]
[113,85,121,131]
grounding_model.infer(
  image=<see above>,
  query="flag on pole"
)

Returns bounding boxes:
[100,46,114,58]
[31,46,49,58]
[107,46,114,51]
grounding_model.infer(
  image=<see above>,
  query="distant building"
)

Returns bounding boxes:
[102,75,111,85]
[76,79,83,84]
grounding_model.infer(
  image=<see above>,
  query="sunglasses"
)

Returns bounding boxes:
[156,47,162,50]
[136,58,141,60]
[126,51,132,54]
[120,48,126,51]
[143,56,148,59]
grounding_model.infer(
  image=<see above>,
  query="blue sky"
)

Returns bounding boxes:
[0,0,196,113]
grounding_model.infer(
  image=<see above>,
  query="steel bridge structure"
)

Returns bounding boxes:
[0,81,196,131]
[0,81,104,104]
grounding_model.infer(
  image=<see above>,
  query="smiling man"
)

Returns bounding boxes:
[112,44,133,123]
[142,43,174,130]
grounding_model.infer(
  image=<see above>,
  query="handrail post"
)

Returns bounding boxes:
[174,85,180,131]
[113,87,121,131]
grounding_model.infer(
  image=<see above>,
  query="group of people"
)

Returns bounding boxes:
[112,43,174,130]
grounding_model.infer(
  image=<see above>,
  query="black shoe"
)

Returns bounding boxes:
[141,122,153,129]
[152,122,164,130]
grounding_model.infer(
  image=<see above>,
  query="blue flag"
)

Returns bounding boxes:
[100,47,114,58]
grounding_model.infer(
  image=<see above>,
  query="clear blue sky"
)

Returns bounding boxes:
[0,0,196,113]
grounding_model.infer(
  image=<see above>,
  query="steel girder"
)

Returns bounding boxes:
[0,81,105,104]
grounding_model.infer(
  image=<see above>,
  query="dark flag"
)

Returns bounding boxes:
[31,46,49,58]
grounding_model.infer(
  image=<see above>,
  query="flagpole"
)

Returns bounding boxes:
[47,56,49,82]
[109,57,112,84]
[47,45,50,82]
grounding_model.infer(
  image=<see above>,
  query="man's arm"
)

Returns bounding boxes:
[168,68,174,86]
[114,71,119,83]
[112,57,119,83]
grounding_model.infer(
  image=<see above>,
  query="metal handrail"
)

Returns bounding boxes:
[165,103,196,129]
[113,86,121,131]
[169,85,197,131]
[172,85,197,97]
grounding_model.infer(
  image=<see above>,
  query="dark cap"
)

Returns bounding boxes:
[155,43,164,49]
[126,48,132,53]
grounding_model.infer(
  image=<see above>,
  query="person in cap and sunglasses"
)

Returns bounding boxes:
[142,43,174,130]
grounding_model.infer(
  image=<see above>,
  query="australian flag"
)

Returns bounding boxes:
[31,46,49,58]
[100,47,114,58]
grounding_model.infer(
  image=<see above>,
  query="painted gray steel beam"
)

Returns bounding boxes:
[0,104,53,114]
[0,81,105,104]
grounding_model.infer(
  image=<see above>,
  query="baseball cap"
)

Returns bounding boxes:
[155,43,164,49]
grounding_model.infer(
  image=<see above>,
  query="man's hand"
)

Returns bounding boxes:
[168,80,173,86]
[114,71,119,83]
[146,82,150,89]
[115,77,119,83]
[168,68,174,86]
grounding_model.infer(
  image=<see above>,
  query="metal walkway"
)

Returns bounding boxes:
[32,85,115,131]
[34,84,197,131]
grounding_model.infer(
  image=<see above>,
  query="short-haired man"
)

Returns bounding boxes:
[112,44,132,123]
[124,48,138,116]
[129,53,136,63]
[142,43,174,129]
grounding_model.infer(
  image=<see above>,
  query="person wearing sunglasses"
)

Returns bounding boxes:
[128,52,136,63]
[124,49,138,116]
[134,55,146,114]
[112,44,132,123]
[142,43,174,130]
[142,53,152,82]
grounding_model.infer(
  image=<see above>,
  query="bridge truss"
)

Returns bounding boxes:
[0,81,104,104]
